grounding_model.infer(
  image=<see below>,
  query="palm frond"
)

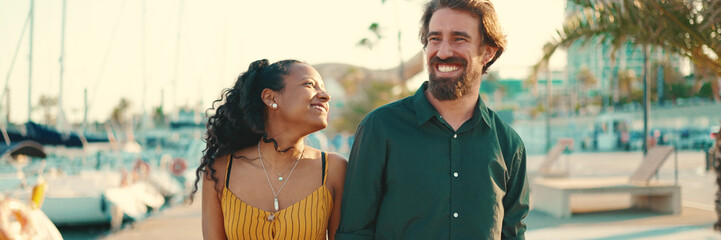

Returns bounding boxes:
[529,0,721,83]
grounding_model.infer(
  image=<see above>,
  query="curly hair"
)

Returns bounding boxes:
[189,59,302,201]
[419,0,507,74]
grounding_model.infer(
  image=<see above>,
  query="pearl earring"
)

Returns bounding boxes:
[271,103,278,108]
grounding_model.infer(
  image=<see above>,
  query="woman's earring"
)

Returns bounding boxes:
[271,103,278,108]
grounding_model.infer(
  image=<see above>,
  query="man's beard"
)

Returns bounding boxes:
[428,56,482,101]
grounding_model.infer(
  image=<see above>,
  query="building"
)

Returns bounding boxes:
[564,1,682,101]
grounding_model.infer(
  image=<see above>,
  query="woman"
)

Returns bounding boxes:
[190,59,346,239]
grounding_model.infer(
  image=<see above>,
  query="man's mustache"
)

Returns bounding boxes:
[429,56,466,66]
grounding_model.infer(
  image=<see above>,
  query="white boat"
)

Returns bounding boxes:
[41,166,166,226]
[0,140,63,240]
[0,197,64,240]
[41,170,121,225]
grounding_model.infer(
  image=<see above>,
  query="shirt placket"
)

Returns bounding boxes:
[449,131,460,239]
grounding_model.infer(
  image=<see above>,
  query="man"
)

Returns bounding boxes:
[335,0,528,239]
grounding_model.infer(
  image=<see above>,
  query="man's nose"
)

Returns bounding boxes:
[437,41,453,59]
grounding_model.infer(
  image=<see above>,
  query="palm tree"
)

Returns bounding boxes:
[357,23,382,50]
[529,0,721,101]
[527,0,721,154]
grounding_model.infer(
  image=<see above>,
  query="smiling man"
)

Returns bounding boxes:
[336,0,529,239]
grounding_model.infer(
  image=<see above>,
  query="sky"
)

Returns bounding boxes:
[0,0,567,124]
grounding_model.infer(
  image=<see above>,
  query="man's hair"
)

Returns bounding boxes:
[419,0,507,74]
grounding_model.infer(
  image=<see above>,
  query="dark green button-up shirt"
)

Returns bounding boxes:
[336,82,529,240]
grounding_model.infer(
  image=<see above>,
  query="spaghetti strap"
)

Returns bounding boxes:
[321,152,328,184]
[221,150,334,239]
[225,155,233,187]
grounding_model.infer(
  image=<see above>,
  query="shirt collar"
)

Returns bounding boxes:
[412,81,492,128]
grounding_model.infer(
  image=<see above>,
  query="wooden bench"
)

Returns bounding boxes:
[532,146,680,218]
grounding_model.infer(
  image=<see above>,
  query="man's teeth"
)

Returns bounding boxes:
[313,105,325,111]
[438,65,459,72]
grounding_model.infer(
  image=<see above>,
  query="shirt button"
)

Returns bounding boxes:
[453,212,459,218]
[453,172,459,177]
[453,134,457,138]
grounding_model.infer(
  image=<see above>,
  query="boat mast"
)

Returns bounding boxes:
[28,0,34,122]
[141,0,147,127]
[83,89,87,130]
[58,0,67,129]
[3,10,32,125]
[171,0,184,121]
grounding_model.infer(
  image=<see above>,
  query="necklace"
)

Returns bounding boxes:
[267,160,293,181]
[258,141,304,221]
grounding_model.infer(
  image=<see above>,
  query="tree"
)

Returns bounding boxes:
[37,95,57,125]
[332,81,409,134]
[110,98,131,125]
[356,0,421,95]
[693,63,720,100]
[357,23,382,50]
[529,0,721,153]
[483,72,506,104]
[152,105,166,127]
[313,51,424,135]
[528,0,721,102]
[577,68,597,93]
[649,60,688,102]
[616,69,638,103]
[576,67,598,113]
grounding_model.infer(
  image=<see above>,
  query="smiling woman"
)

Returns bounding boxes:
[189,59,347,240]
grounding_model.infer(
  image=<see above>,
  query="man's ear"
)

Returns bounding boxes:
[482,46,499,65]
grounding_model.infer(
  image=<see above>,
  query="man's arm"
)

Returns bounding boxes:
[501,144,529,240]
[335,118,386,240]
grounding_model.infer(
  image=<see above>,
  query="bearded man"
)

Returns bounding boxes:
[336,0,528,239]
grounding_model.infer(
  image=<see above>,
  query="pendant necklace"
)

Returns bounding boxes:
[258,141,303,221]
[267,160,293,181]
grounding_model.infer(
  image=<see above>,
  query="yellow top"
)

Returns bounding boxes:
[222,152,332,240]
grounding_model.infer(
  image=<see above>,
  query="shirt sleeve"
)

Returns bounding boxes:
[501,143,529,240]
[335,117,386,240]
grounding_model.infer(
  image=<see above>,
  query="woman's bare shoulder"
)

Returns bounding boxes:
[207,147,255,186]
[324,152,347,188]
[325,152,347,168]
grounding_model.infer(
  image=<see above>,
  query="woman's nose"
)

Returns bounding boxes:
[317,90,331,102]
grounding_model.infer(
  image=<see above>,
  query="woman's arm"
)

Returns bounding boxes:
[326,153,347,240]
[202,157,228,240]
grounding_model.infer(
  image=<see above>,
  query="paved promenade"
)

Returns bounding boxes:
[101,151,721,239]
[101,199,202,240]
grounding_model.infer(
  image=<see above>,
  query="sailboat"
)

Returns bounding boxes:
[0,0,168,228]
[0,140,62,240]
